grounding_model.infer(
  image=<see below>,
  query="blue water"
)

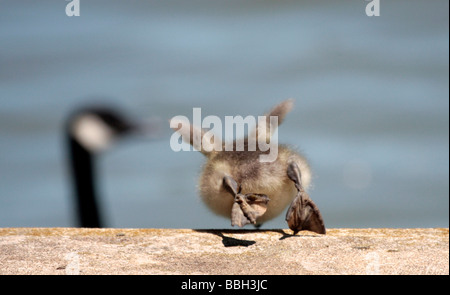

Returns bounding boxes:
[0,0,448,229]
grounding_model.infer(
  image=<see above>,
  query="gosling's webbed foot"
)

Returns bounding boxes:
[223,176,270,227]
[285,162,326,235]
[232,193,270,227]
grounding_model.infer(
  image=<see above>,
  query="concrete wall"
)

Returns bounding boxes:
[0,228,448,275]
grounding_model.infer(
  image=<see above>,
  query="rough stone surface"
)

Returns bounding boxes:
[0,228,448,275]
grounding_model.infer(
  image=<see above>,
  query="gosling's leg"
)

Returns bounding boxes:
[223,176,250,226]
[223,176,269,227]
[223,175,240,196]
[285,162,326,235]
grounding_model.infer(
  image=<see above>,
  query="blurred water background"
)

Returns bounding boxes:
[0,0,448,229]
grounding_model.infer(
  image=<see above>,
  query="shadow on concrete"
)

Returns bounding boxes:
[194,229,324,247]
[194,229,323,245]
[194,230,255,247]
[269,229,323,240]
[218,232,256,247]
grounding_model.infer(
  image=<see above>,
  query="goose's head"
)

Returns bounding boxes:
[68,106,157,153]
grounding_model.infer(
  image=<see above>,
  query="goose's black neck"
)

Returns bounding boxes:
[68,134,103,228]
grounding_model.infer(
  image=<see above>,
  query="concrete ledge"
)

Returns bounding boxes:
[0,228,448,275]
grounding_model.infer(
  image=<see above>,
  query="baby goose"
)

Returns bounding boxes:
[172,99,325,234]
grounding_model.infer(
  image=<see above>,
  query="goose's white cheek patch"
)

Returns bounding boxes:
[72,114,115,152]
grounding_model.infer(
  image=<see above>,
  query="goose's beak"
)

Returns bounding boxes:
[127,117,165,140]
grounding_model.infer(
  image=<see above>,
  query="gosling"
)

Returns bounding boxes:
[171,99,325,234]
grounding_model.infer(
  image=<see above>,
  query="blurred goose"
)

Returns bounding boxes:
[65,105,155,228]
[171,99,325,234]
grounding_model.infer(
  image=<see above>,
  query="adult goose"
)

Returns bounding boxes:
[65,105,155,228]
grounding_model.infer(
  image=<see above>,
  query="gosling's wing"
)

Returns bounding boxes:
[170,116,221,156]
[248,99,294,143]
